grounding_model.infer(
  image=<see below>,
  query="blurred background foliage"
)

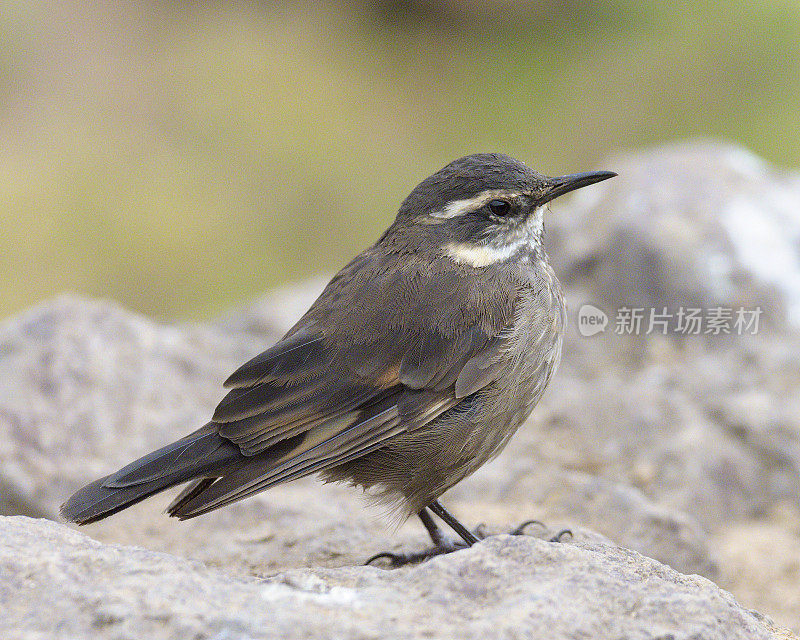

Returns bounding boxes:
[0,0,798,319]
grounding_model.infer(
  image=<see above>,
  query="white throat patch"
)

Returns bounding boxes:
[442,205,546,268]
[444,240,525,267]
[527,205,545,238]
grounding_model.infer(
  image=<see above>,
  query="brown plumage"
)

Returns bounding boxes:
[61,154,614,557]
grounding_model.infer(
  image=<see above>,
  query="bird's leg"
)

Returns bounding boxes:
[418,507,448,547]
[428,500,480,545]
[365,505,575,567]
[430,503,571,543]
[365,502,476,568]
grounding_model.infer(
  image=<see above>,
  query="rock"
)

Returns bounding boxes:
[0,516,792,640]
[2,290,796,630]
[523,336,800,530]
[0,295,249,520]
[547,140,800,329]
[1,142,800,635]
[716,503,800,637]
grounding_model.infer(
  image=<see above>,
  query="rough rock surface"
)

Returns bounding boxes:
[0,517,791,640]
[1,142,799,638]
[547,140,800,328]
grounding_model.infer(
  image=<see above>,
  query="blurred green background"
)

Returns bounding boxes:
[1,0,798,320]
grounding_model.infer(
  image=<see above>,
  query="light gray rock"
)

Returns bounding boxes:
[0,295,249,520]
[517,337,800,531]
[0,516,791,640]
[547,140,800,328]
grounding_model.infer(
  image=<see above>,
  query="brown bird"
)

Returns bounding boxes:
[61,153,615,564]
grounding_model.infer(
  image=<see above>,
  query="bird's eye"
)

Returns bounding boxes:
[488,199,511,216]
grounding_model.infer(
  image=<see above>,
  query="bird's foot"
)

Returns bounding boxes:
[507,519,573,542]
[365,523,572,568]
[365,540,469,568]
[474,520,572,543]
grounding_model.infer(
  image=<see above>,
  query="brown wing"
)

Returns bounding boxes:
[169,248,520,518]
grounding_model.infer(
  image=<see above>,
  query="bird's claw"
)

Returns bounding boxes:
[364,551,401,566]
[510,519,545,536]
[509,520,572,542]
[366,522,573,568]
[365,542,467,568]
[549,528,573,543]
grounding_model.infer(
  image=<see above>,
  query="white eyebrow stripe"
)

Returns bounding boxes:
[443,239,525,267]
[429,189,523,220]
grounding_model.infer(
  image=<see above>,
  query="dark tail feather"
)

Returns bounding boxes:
[60,424,242,525]
[165,477,218,517]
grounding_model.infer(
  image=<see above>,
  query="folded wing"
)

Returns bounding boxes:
[167,255,520,519]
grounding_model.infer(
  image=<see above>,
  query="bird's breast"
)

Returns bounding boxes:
[499,260,566,413]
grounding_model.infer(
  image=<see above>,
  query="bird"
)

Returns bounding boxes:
[61,153,615,564]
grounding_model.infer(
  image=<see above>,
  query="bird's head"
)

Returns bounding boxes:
[390,153,615,267]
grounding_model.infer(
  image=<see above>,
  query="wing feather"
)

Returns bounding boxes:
[223,330,325,389]
[170,251,524,517]
[171,388,459,518]
[454,334,510,398]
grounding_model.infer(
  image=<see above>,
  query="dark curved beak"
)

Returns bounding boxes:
[539,170,617,205]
